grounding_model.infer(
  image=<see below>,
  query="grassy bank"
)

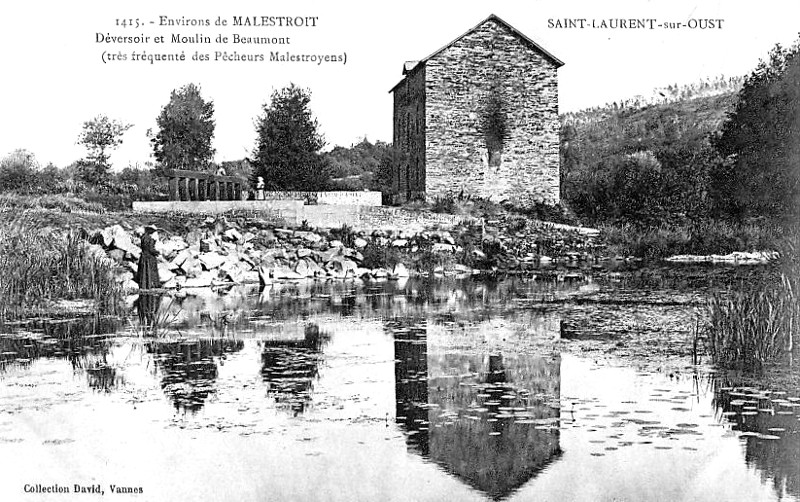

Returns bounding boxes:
[602,220,787,259]
[0,213,123,320]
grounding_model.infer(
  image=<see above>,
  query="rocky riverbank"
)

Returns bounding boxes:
[87,214,603,293]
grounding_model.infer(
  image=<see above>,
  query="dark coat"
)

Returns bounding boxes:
[135,233,161,289]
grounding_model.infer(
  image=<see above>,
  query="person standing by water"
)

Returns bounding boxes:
[135,225,161,290]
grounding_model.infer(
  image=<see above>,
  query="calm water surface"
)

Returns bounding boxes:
[0,273,797,502]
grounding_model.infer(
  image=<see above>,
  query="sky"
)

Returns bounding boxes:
[0,0,798,169]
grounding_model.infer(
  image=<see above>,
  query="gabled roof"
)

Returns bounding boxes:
[390,13,564,93]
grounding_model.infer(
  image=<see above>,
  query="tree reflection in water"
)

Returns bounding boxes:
[147,338,244,414]
[391,318,563,501]
[714,384,800,500]
[260,324,329,416]
[0,317,122,392]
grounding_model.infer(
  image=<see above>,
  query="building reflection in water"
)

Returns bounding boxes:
[147,338,244,414]
[260,324,329,416]
[392,318,563,501]
[714,385,800,500]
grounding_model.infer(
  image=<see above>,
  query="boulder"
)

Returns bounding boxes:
[184,270,217,288]
[220,263,246,284]
[199,252,226,270]
[273,266,305,280]
[295,259,313,278]
[121,279,139,293]
[185,229,203,246]
[170,249,192,268]
[179,256,202,278]
[258,263,273,286]
[295,231,323,244]
[115,271,134,283]
[242,270,260,284]
[223,228,243,243]
[108,249,126,264]
[297,248,313,258]
[157,264,176,284]
[354,238,368,249]
[329,256,358,275]
[97,227,115,248]
[113,230,141,260]
[156,237,188,260]
[200,238,218,253]
[432,243,455,253]
[392,239,408,247]
[391,263,410,278]
[316,247,342,264]
[163,276,187,289]
[306,259,324,277]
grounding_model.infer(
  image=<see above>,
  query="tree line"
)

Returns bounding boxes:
[561,38,800,227]
[0,82,400,204]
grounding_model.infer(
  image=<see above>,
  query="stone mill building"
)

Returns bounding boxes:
[389,14,563,206]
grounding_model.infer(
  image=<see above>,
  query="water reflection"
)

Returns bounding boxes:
[715,385,800,500]
[135,293,163,335]
[260,324,329,415]
[147,338,244,414]
[0,317,123,392]
[392,318,562,500]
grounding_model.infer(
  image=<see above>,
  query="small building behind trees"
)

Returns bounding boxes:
[389,14,563,206]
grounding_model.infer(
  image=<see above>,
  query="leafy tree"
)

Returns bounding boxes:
[251,84,330,190]
[76,115,132,185]
[712,39,800,219]
[0,149,39,192]
[151,83,216,173]
[376,145,407,202]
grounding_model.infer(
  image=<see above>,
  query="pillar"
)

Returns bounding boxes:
[169,177,178,201]
[189,178,198,201]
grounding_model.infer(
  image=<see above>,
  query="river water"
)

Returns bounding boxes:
[0,270,797,501]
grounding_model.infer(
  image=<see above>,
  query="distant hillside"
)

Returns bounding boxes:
[561,91,737,159]
[559,83,742,225]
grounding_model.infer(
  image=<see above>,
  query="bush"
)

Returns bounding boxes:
[0,149,38,191]
[360,241,403,269]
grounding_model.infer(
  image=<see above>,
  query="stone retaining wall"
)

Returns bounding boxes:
[132,200,302,223]
[133,200,472,232]
[260,191,382,206]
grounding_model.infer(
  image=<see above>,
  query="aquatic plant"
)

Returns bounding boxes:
[329,223,356,247]
[0,212,122,319]
[705,251,799,367]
